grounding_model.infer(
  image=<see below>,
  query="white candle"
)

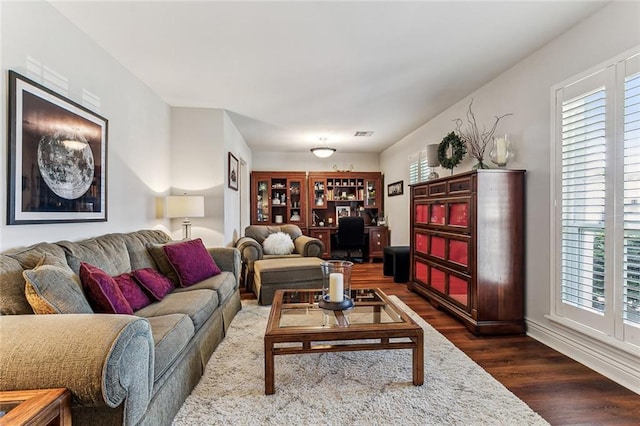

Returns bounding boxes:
[495,137,507,165]
[329,273,344,302]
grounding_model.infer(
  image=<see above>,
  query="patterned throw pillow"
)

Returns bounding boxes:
[79,262,133,315]
[23,258,93,315]
[114,272,152,311]
[262,232,295,255]
[132,268,174,300]
[162,238,221,287]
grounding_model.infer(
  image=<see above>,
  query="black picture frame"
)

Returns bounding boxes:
[228,152,238,191]
[7,71,108,224]
[387,180,404,197]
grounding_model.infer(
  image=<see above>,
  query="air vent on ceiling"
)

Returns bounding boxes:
[354,131,374,137]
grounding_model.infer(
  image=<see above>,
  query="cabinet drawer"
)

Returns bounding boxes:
[415,199,471,231]
[422,231,470,273]
[413,258,471,311]
[309,230,331,257]
[447,176,472,194]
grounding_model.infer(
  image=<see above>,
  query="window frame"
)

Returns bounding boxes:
[550,46,640,353]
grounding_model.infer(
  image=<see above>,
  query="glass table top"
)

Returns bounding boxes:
[275,288,406,328]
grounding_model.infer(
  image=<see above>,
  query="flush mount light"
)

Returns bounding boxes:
[310,138,336,158]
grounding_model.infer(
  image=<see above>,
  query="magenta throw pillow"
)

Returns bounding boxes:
[162,238,221,287]
[79,262,133,315]
[114,273,152,311]
[132,268,175,300]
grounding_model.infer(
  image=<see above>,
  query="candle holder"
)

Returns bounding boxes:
[319,260,354,311]
[489,135,513,168]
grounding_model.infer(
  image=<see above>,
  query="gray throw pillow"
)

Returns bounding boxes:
[146,242,181,286]
[23,263,93,314]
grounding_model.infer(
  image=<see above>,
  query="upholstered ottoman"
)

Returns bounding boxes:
[253,257,324,305]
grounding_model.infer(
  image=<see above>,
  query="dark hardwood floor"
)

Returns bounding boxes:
[242,262,640,425]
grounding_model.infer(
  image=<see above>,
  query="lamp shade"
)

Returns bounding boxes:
[166,195,205,218]
[426,144,440,167]
[310,147,336,158]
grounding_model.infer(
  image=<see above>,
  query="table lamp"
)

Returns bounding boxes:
[166,194,205,240]
[426,144,440,180]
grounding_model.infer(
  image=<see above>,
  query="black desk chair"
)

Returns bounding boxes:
[335,216,366,263]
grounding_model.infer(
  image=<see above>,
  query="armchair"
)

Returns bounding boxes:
[235,224,324,289]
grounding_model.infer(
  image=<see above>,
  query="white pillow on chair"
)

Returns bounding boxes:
[263,232,295,255]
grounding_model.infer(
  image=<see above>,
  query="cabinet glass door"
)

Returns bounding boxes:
[364,179,378,207]
[288,179,304,224]
[256,179,269,223]
[271,178,287,224]
[311,179,326,208]
[448,202,469,228]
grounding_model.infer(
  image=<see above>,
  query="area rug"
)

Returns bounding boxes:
[172,297,548,425]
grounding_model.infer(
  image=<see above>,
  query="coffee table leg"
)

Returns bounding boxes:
[264,338,275,395]
[413,332,424,386]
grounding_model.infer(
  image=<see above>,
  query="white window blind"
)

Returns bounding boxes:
[408,149,430,185]
[623,71,640,326]
[552,49,640,349]
[408,152,419,185]
[560,87,607,314]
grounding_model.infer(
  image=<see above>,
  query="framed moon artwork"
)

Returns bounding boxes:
[7,70,108,224]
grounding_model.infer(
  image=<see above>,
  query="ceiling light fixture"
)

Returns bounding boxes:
[310,138,336,158]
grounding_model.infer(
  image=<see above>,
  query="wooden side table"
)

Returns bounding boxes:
[0,388,71,426]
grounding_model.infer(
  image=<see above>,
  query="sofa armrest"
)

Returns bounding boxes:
[235,237,263,271]
[207,247,241,282]
[0,314,154,425]
[294,235,325,258]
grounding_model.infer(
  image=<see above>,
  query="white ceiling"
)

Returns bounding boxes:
[50,1,607,154]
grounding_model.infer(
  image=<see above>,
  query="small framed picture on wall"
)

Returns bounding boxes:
[228,152,238,191]
[387,180,403,197]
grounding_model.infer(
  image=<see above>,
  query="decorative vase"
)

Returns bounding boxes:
[319,260,354,312]
[472,159,490,170]
[489,135,513,168]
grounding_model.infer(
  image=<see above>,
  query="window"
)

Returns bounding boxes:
[552,49,640,349]
[408,148,430,185]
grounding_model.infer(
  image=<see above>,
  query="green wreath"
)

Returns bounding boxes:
[438,132,467,170]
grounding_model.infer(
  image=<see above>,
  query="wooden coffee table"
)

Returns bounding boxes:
[0,388,71,425]
[264,288,424,394]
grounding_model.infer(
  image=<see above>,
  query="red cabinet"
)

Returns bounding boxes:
[409,170,526,335]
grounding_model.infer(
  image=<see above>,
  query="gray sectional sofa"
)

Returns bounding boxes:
[0,229,242,425]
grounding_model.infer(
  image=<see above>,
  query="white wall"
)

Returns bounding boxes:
[223,111,252,244]
[380,1,640,392]
[170,108,251,247]
[252,151,379,173]
[0,1,171,251]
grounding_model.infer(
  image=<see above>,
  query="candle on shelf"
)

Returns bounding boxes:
[329,273,344,302]
[495,137,507,165]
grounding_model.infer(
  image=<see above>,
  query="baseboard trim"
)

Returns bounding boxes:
[526,318,640,395]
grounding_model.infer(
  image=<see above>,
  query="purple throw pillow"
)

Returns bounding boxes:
[79,262,133,315]
[162,238,221,287]
[114,273,152,311]
[132,268,174,300]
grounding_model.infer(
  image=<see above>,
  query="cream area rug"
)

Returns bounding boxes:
[172,297,548,425]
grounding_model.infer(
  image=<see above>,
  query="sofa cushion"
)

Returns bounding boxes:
[146,243,181,286]
[79,262,134,315]
[162,238,221,287]
[134,289,218,332]
[0,255,33,315]
[23,261,93,314]
[120,230,172,270]
[132,268,174,301]
[244,224,302,245]
[262,232,295,255]
[60,235,132,277]
[5,242,70,270]
[172,271,236,304]
[114,273,152,311]
[146,314,194,382]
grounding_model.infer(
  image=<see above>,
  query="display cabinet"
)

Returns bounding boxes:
[250,172,307,227]
[308,171,383,226]
[409,169,525,335]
